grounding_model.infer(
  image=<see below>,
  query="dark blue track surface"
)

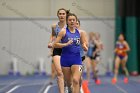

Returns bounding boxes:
[0,75,139,93]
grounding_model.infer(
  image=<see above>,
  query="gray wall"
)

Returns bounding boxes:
[0,17,115,75]
[0,0,114,17]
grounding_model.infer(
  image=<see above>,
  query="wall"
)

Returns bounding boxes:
[0,0,115,17]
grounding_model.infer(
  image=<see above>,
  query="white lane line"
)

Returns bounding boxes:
[38,80,50,93]
[6,85,20,93]
[114,84,128,93]
[43,85,52,93]
[0,79,21,92]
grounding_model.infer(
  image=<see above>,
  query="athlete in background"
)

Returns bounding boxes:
[112,34,130,84]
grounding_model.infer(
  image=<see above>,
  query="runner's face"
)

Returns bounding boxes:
[58,10,66,22]
[95,33,100,40]
[67,16,77,28]
[119,34,124,41]
[75,21,80,28]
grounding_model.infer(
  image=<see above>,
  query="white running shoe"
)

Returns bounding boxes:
[64,86,68,93]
